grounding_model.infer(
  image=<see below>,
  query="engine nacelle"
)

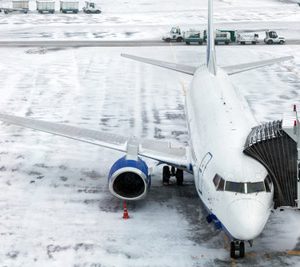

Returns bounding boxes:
[108,156,150,201]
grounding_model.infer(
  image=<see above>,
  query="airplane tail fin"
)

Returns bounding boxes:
[207,0,217,75]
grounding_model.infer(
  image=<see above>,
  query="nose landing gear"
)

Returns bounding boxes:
[162,165,184,186]
[230,241,245,258]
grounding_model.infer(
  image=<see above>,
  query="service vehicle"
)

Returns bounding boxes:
[162,27,184,42]
[0,0,29,13]
[214,31,231,45]
[60,0,79,13]
[83,1,101,14]
[264,30,285,44]
[184,30,204,45]
[36,0,55,13]
[237,33,259,45]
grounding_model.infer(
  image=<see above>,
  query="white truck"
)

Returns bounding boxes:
[162,27,184,42]
[83,1,101,14]
[36,0,55,13]
[237,33,259,45]
[264,30,285,45]
[0,0,29,14]
[214,31,231,45]
[60,0,79,13]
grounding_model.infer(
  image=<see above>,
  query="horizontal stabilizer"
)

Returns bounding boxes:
[222,56,294,75]
[121,53,196,75]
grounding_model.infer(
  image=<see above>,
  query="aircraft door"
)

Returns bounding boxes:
[197,152,213,194]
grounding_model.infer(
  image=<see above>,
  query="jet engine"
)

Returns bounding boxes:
[108,156,150,200]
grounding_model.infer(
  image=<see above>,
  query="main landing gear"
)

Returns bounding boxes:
[230,240,245,259]
[162,165,184,185]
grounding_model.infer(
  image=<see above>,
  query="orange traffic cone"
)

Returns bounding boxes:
[123,200,129,219]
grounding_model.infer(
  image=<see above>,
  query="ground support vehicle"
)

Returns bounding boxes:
[0,0,29,13]
[264,30,285,44]
[36,0,55,13]
[162,27,184,42]
[60,0,79,13]
[217,29,237,43]
[237,33,259,45]
[184,30,204,45]
[214,31,231,45]
[83,1,101,14]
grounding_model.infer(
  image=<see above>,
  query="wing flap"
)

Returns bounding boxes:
[222,56,294,75]
[121,53,197,75]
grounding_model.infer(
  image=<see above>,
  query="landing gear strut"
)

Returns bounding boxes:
[230,241,245,258]
[162,166,184,185]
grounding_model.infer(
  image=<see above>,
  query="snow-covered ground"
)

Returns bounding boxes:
[0,0,300,266]
[0,0,299,40]
[0,44,300,266]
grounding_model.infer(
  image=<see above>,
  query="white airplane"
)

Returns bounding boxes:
[0,0,294,259]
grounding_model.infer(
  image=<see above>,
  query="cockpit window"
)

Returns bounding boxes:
[213,174,272,194]
[247,182,265,193]
[225,181,245,193]
[213,174,225,191]
[264,175,272,192]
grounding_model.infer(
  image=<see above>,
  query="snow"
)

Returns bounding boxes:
[0,0,300,266]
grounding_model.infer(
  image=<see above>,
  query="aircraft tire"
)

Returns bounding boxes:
[239,242,245,258]
[176,169,183,186]
[230,242,236,258]
[171,166,176,176]
[162,166,170,185]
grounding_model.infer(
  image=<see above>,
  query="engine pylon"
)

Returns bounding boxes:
[123,200,129,219]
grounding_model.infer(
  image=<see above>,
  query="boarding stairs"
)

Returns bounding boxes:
[244,106,300,209]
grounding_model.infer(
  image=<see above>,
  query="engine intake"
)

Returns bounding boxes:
[108,156,150,200]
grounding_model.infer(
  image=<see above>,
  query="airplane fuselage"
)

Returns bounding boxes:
[185,66,274,241]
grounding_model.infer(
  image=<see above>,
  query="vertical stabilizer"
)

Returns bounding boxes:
[206,0,217,75]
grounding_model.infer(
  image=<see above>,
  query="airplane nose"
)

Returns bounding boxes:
[226,199,269,240]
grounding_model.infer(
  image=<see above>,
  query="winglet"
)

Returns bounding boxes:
[207,0,217,75]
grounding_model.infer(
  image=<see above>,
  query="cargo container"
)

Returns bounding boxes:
[60,0,79,13]
[5,0,29,13]
[36,0,55,13]
[183,30,204,45]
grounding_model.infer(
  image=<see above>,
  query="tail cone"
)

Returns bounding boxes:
[123,201,129,219]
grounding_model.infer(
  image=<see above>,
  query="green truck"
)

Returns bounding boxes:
[183,30,204,45]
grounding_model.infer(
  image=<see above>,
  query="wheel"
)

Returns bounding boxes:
[199,41,203,45]
[239,242,245,258]
[267,40,273,44]
[171,166,176,176]
[225,41,229,45]
[241,42,245,45]
[176,37,183,42]
[162,166,170,185]
[230,242,236,259]
[86,10,91,14]
[252,41,257,45]
[95,10,101,14]
[176,169,183,186]
[186,41,190,45]
[165,38,171,43]
[279,40,284,44]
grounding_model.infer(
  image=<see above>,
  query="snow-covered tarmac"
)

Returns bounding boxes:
[0,45,300,266]
[0,0,300,266]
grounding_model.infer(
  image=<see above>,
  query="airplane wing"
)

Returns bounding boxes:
[0,113,189,168]
[121,53,197,75]
[222,56,294,75]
